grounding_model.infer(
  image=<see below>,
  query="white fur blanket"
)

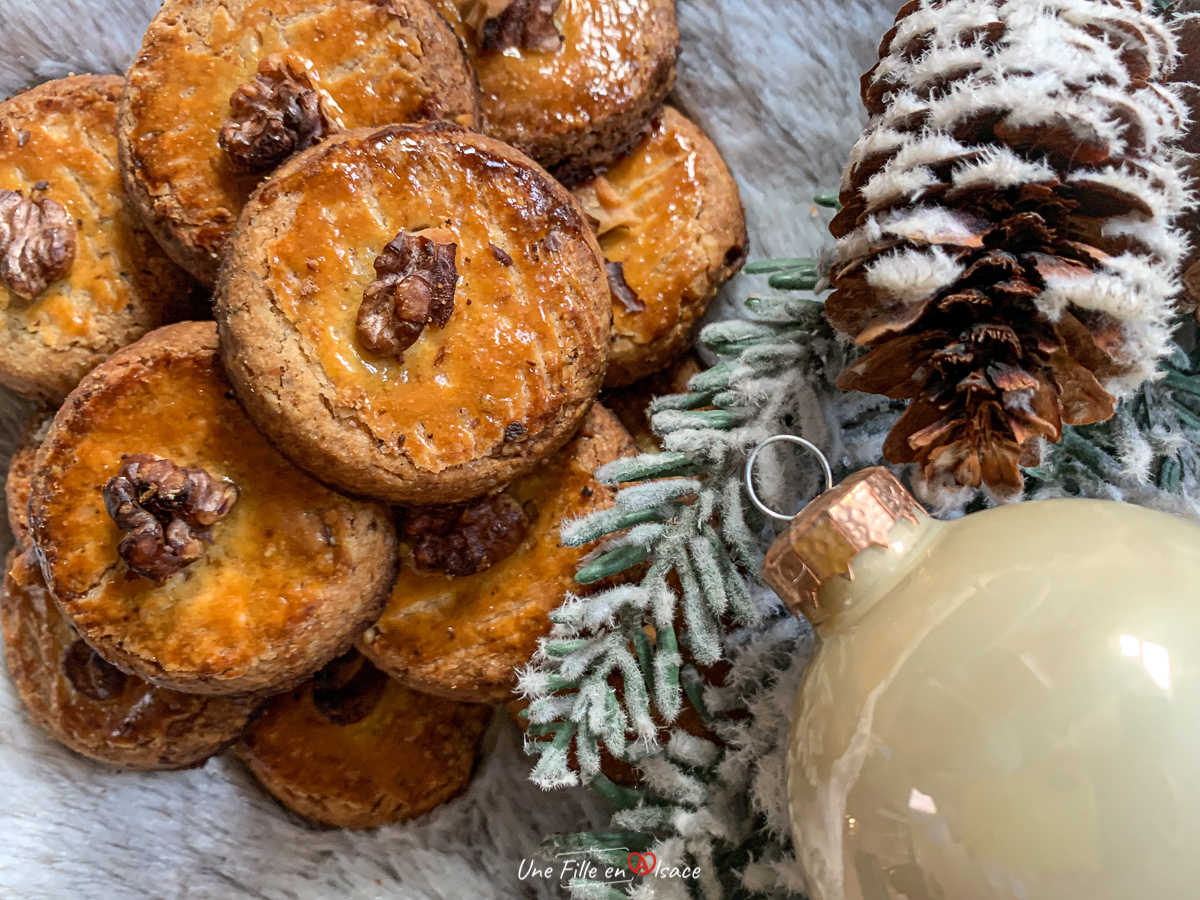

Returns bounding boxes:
[0,1,902,896]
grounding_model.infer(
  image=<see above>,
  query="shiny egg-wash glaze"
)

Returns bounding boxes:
[574,107,747,387]
[0,76,197,402]
[217,124,611,505]
[358,404,636,702]
[429,0,677,182]
[27,322,398,696]
[119,0,480,286]
[1,552,259,770]
[237,653,491,829]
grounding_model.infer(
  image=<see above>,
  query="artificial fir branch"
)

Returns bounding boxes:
[520,6,1200,896]
[519,260,897,898]
[523,235,1200,897]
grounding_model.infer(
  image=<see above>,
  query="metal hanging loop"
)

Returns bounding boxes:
[744,435,834,522]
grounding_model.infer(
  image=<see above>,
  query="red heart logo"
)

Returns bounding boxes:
[628,851,656,876]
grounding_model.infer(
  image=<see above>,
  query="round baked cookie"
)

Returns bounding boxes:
[119,0,481,287]
[6,408,53,550]
[358,404,635,702]
[2,551,259,770]
[429,0,677,183]
[27,321,398,696]
[571,108,747,387]
[0,75,198,402]
[237,650,491,828]
[217,123,611,505]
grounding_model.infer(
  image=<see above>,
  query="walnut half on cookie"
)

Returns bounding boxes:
[358,404,636,703]
[0,75,198,403]
[118,0,480,286]
[27,321,398,696]
[216,123,612,505]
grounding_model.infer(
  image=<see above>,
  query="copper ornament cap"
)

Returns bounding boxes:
[761,467,924,624]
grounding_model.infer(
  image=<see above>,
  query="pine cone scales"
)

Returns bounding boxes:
[827,0,1189,495]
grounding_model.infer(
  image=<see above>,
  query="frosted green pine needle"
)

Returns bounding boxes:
[647,392,714,412]
[650,409,743,433]
[523,233,1200,899]
[685,360,739,393]
[562,507,664,546]
[576,544,650,584]
[615,479,701,511]
[767,270,819,291]
[741,256,816,274]
[589,774,651,809]
[596,453,700,485]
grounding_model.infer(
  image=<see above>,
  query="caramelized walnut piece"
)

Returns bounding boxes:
[357,229,458,361]
[469,0,563,52]
[218,54,340,173]
[62,639,129,702]
[489,242,514,266]
[605,260,646,313]
[401,494,530,577]
[311,651,390,726]
[102,454,239,585]
[574,176,638,236]
[0,189,76,300]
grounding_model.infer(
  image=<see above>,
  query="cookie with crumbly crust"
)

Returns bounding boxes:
[429,0,677,183]
[2,550,260,770]
[119,0,481,287]
[0,75,199,403]
[217,123,611,505]
[28,321,398,696]
[572,108,747,387]
[6,408,53,551]
[237,650,490,828]
[358,404,635,703]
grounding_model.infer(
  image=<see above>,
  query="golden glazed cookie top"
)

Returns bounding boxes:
[0,76,196,401]
[28,321,397,695]
[429,0,677,177]
[218,124,611,504]
[573,107,747,386]
[1,552,258,770]
[358,404,635,702]
[237,652,490,828]
[120,0,480,285]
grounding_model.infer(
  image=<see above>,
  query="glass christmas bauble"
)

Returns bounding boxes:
[776,475,1200,900]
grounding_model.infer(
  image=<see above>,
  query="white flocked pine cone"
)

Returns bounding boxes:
[826,0,1191,496]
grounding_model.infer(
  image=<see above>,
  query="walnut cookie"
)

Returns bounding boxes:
[217,123,612,505]
[0,75,199,403]
[118,0,480,287]
[27,321,398,696]
[572,108,747,387]
[358,404,635,703]
[6,407,54,551]
[2,551,260,770]
[237,650,490,829]
[429,0,678,183]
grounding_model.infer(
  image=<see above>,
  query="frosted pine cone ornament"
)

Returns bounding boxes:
[827,0,1190,496]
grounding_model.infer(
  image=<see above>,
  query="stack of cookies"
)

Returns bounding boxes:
[0,0,746,829]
